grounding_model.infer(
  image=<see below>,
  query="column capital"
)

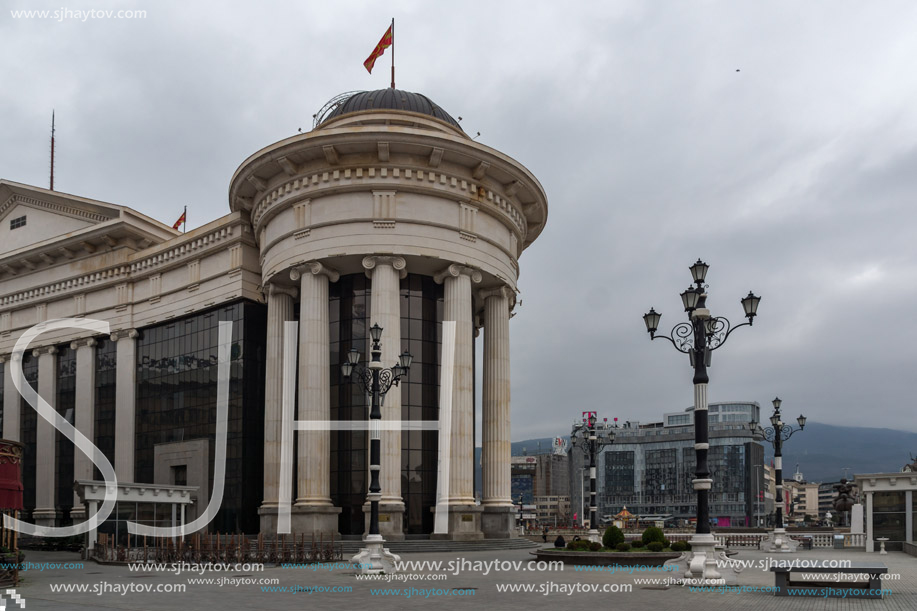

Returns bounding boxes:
[362,255,407,279]
[32,346,58,358]
[290,261,340,283]
[434,263,482,285]
[110,329,140,342]
[266,282,298,300]
[70,338,98,351]
[478,285,516,308]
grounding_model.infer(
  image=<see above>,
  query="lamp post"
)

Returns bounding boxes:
[342,323,412,574]
[749,397,806,552]
[643,259,759,581]
[570,412,616,543]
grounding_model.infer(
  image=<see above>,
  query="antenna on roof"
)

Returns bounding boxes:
[50,110,56,191]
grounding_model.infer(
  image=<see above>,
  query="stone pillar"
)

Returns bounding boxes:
[33,346,60,527]
[866,491,874,552]
[480,286,515,538]
[112,329,139,482]
[70,338,97,521]
[1,355,20,441]
[290,261,341,536]
[362,255,407,540]
[433,263,483,539]
[258,283,297,534]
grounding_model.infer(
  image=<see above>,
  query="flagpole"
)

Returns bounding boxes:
[390,18,395,89]
[183,205,187,234]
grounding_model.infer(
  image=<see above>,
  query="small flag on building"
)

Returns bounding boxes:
[364,21,394,75]
[172,207,187,231]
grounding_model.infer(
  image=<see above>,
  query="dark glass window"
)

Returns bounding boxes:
[9,216,26,230]
[0,362,4,436]
[330,274,371,535]
[604,451,635,505]
[20,354,38,519]
[398,274,442,535]
[55,345,76,525]
[94,338,117,479]
[135,301,266,533]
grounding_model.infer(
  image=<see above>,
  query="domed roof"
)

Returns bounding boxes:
[314,89,463,130]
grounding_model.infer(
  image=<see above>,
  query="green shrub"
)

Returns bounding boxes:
[566,539,592,551]
[602,525,624,549]
[663,539,671,548]
[615,542,632,552]
[642,526,666,546]
[630,539,644,548]
[670,541,688,552]
[589,541,602,552]
[647,542,664,552]
[685,542,691,551]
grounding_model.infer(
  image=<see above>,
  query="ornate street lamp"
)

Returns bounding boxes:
[749,397,806,552]
[570,412,617,543]
[643,259,759,581]
[342,323,411,574]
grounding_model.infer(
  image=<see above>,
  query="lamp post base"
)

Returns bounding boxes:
[350,535,402,575]
[762,528,798,553]
[662,533,743,586]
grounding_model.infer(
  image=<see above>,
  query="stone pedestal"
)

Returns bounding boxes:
[663,533,743,586]
[482,506,516,539]
[351,535,401,575]
[32,509,62,529]
[259,505,341,537]
[430,505,484,541]
[762,528,799,553]
[363,501,405,541]
[851,503,864,534]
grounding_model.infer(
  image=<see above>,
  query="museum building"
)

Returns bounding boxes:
[0,89,548,540]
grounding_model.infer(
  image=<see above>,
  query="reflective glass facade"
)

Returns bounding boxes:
[872,491,906,542]
[329,273,443,535]
[135,301,266,533]
[55,346,76,525]
[19,354,38,519]
[93,339,117,480]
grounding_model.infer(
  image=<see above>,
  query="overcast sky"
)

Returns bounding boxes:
[3,1,917,440]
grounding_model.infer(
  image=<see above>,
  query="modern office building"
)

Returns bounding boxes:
[534,453,569,497]
[511,456,537,505]
[0,87,549,540]
[596,402,764,527]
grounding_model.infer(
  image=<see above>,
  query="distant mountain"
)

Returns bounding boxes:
[763,422,917,482]
[472,423,917,495]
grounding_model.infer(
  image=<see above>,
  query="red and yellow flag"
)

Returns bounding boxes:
[172,210,186,230]
[364,24,393,74]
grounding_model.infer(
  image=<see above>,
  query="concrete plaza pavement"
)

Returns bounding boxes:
[11,547,917,610]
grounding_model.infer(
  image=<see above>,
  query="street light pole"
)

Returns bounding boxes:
[570,412,616,542]
[342,323,412,574]
[643,259,760,582]
[749,397,806,552]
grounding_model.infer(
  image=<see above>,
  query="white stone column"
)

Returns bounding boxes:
[362,255,407,539]
[112,329,139,482]
[1,355,20,441]
[259,283,297,532]
[289,261,341,536]
[70,338,97,520]
[480,286,515,538]
[433,264,483,539]
[866,490,874,552]
[33,346,59,527]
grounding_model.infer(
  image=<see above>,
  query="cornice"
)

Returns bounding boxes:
[249,164,528,240]
[0,221,245,309]
[0,193,114,224]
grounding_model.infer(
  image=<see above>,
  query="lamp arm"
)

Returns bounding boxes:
[707,317,752,351]
[651,321,694,354]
